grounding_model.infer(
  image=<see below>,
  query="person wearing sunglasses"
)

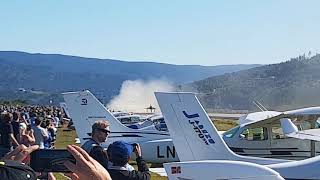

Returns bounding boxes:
[81,120,110,169]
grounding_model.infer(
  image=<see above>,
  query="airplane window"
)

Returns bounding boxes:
[240,127,268,141]
[154,123,161,131]
[119,117,131,124]
[131,116,140,123]
[271,125,285,139]
[298,121,312,130]
[223,126,240,138]
[316,119,320,128]
[154,121,168,131]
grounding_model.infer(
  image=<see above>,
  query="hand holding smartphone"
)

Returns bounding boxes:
[30,149,76,172]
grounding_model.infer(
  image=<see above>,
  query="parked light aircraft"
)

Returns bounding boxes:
[223,107,320,160]
[116,114,147,125]
[155,92,320,180]
[110,111,156,129]
[112,111,130,117]
[63,91,284,180]
[62,90,178,163]
[127,114,168,131]
[63,90,320,164]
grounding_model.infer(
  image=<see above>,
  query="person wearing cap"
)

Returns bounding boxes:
[107,143,135,172]
[81,120,110,169]
[108,141,150,180]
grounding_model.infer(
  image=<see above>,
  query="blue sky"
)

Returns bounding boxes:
[1,1,319,65]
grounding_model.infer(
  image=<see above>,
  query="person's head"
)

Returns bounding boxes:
[40,121,48,129]
[19,123,27,135]
[110,141,133,166]
[19,123,27,131]
[91,120,110,143]
[1,113,12,123]
[12,112,20,121]
[35,117,42,126]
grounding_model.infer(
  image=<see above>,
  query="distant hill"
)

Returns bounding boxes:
[186,54,320,111]
[0,51,259,104]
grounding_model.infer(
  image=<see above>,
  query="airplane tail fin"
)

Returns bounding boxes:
[59,102,71,118]
[155,92,236,161]
[62,90,134,144]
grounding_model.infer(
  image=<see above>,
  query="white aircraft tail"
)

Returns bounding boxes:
[63,90,172,147]
[155,92,288,164]
[155,92,235,161]
[62,90,135,145]
[59,102,71,118]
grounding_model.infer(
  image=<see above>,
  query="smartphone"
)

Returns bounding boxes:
[131,143,138,152]
[30,149,75,172]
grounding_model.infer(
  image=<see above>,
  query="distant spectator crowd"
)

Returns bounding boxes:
[0,105,149,180]
[0,105,66,157]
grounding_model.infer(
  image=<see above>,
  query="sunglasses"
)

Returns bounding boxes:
[98,128,111,135]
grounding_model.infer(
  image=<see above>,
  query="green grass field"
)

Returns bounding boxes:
[54,119,237,179]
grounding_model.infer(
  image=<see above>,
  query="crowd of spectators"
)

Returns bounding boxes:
[0,105,149,180]
[0,105,63,157]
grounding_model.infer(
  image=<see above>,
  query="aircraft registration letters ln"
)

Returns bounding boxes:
[157,145,176,159]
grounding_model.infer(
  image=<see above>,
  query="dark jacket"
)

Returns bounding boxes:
[81,139,109,169]
[0,122,13,148]
[109,157,150,180]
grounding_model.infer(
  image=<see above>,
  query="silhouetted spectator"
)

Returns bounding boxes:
[0,113,19,157]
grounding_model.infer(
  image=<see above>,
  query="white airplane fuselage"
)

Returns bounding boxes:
[223,123,319,160]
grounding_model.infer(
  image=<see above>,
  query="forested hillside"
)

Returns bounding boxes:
[187,54,320,111]
[0,51,258,104]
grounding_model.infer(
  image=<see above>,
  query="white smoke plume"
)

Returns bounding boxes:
[107,79,175,113]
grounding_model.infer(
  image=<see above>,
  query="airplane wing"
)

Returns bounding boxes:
[241,107,320,128]
[240,113,286,128]
[280,118,320,141]
[286,129,320,141]
[284,107,320,116]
